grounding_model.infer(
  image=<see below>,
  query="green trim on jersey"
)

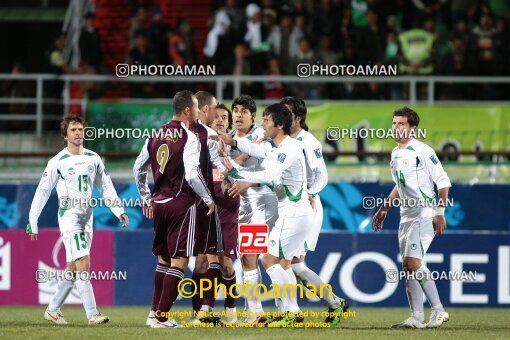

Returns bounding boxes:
[84,151,95,156]
[227,168,244,179]
[296,137,303,141]
[262,182,275,191]
[59,154,71,160]
[279,241,285,259]
[26,223,32,234]
[284,185,303,202]
[304,241,309,252]
[420,240,424,257]
[405,145,415,151]
[246,135,253,141]
[419,188,434,202]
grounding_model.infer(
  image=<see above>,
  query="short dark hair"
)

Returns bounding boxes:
[280,96,300,116]
[263,103,292,135]
[296,98,308,131]
[393,107,420,127]
[60,115,87,144]
[195,91,215,110]
[232,94,256,114]
[173,90,195,115]
[217,103,233,131]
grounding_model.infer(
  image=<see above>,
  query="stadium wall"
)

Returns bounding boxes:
[0,229,509,307]
[0,183,508,231]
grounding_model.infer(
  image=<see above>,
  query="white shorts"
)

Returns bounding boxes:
[239,195,278,228]
[62,231,93,262]
[268,204,313,260]
[398,217,434,260]
[302,195,323,254]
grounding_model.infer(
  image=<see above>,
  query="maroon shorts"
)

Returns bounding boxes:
[193,198,222,255]
[221,222,239,259]
[152,196,196,260]
[212,180,240,259]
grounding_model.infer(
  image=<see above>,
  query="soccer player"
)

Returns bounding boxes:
[134,90,215,328]
[27,115,129,325]
[372,107,451,329]
[188,91,228,323]
[222,95,278,324]
[280,97,348,327]
[209,103,241,323]
[223,103,314,327]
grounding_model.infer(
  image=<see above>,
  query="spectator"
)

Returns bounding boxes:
[43,33,74,122]
[263,56,285,99]
[397,19,436,74]
[384,31,399,61]
[80,65,102,100]
[291,36,323,99]
[233,43,262,96]
[244,3,269,52]
[148,5,170,65]
[79,13,102,71]
[0,63,34,131]
[317,34,341,66]
[169,18,196,66]
[288,14,307,64]
[312,0,341,36]
[220,0,246,44]
[355,10,386,65]
[351,0,369,29]
[450,0,479,28]
[268,13,294,73]
[129,7,148,48]
[411,0,447,22]
[127,30,156,97]
[204,11,234,74]
[468,14,502,75]
[437,38,473,99]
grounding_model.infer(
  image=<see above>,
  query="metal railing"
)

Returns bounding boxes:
[1,73,510,136]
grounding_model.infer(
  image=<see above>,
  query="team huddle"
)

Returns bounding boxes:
[27,91,451,330]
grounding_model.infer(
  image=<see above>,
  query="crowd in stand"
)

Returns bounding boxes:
[204,0,510,99]
[4,0,510,113]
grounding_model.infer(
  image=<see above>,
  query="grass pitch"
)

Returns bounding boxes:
[1,306,509,339]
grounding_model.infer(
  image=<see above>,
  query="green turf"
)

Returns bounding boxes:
[1,306,509,339]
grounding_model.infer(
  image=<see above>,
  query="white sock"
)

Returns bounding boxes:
[48,274,75,311]
[75,277,99,319]
[406,278,424,318]
[292,262,342,309]
[243,269,263,313]
[285,267,301,312]
[416,265,444,312]
[266,264,300,313]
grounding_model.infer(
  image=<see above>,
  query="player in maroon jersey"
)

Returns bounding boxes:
[188,91,228,323]
[210,103,241,323]
[134,90,215,328]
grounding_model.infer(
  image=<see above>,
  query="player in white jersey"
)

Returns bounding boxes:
[372,107,451,329]
[280,97,348,327]
[223,103,314,328]
[27,115,129,325]
[220,95,278,324]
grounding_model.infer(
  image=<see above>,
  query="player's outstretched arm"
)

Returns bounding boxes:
[95,155,127,224]
[27,158,59,239]
[225,145,296,184]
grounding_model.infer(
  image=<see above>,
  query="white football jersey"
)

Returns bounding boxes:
[28,148,124,234]
[390,139,451,221]
[230,136,309,209]
[296,129,328,195]
[229,125,276,208]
